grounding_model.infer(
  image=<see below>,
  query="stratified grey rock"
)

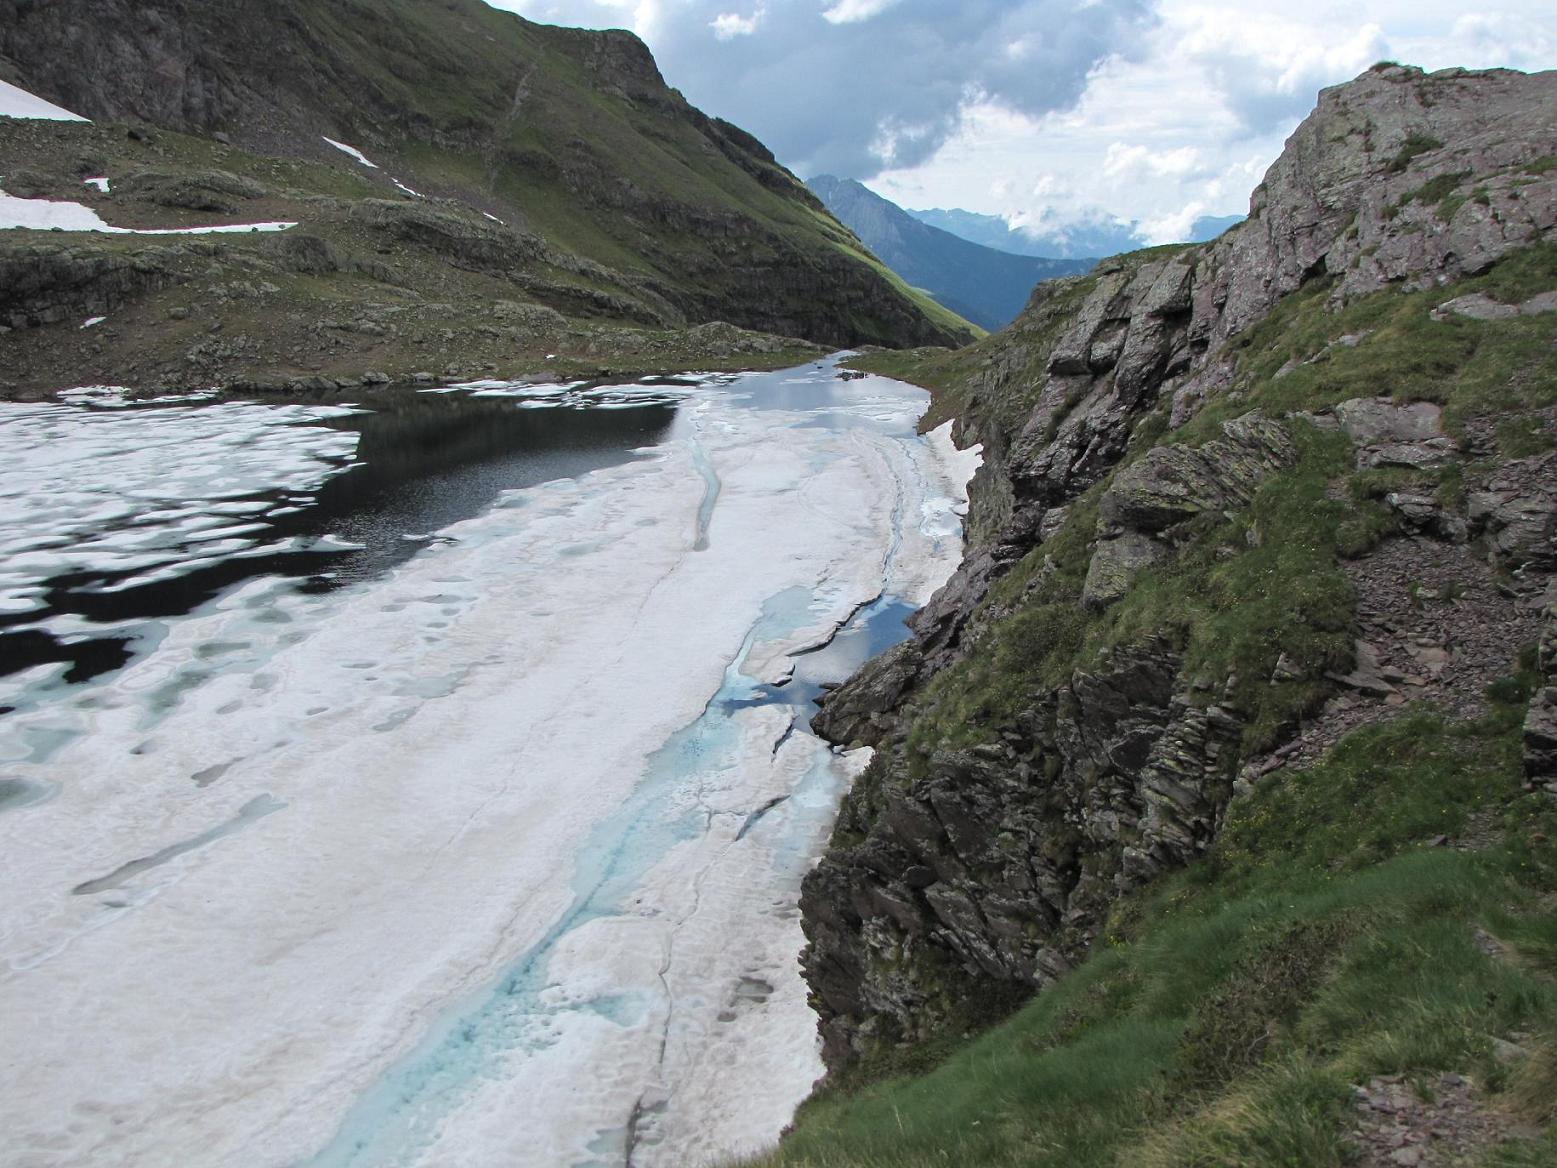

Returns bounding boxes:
[0,243,182,329]
[1199,65,1557,340]
[1049,271,1129,374]
[1469,489,1557,568]
[1335,398,1459,470]
[1432,293,1519,321]
[1386,493,1469,542]
[117,168,265,213]
[812,640,923,747]
[1100,411,1295,533]
[1082,533,1165,610]
[1327,640,1399,696]
[798,64,1557,1076]
[801,639,1243,1068]
[1335,398,1445,444]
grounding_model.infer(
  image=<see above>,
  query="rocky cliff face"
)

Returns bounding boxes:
[802,65,1557,1072]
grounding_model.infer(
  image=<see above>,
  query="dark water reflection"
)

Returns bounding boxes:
[1,389,677,684]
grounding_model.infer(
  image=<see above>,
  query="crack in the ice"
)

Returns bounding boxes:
[735,794,791,842]
[787,588,885,659]
[71,793,285,895]
[770,717,798,757]
[687,428,721,553]
[624,1093,648,1168]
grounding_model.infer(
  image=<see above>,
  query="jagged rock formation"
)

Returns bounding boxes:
[801,64,1557,1071]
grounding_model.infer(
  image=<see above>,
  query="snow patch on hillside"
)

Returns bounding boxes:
[322,136,379,169]
[0,189,296,234]
[0,79,87,122]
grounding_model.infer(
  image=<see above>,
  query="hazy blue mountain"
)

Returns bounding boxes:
[910,207,1247,259]
[1187,214,1245,241]
[808,176,1093,330]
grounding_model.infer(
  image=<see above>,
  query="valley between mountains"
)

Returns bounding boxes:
[1,5,1555,1167]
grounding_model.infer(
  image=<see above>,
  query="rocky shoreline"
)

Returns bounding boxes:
[798,63,1557,1074]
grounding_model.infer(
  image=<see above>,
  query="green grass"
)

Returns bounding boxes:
[5,0,973,356]
[744,691,1557,1168]
[1212,242,1557,438]
[1387,133,1444,173]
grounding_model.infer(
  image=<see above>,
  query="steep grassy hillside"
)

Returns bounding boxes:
[751,699,1557,1167]
[0,0,973,396]
[759,64,1557,1166]
[808,176,1090,330]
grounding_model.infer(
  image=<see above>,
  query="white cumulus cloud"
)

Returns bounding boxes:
[486,0,1557,244]
[822,0,902,25]
[710,7,764,39]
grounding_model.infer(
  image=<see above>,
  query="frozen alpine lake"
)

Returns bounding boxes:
[0,358,976,1168]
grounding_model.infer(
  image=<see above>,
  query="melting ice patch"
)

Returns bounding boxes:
[322,136,380,169]
[0,397,358,638]
[321,137,425,199]
[424,377,689,411]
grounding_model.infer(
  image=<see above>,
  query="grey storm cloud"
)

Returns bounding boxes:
[497,0,1159,178]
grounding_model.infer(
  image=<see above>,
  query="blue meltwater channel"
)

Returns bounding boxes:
[303,583,918,1168]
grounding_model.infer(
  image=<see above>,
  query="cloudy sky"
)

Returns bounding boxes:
[491,0,1557,242]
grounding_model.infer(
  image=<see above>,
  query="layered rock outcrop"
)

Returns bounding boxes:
[0,245,182,329]
[1527,582,1557,784]
[801,64,1557,1072]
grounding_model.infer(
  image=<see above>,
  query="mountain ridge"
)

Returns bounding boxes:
[0,0,974,397]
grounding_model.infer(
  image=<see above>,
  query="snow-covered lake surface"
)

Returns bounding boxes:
[0,358,977,1168]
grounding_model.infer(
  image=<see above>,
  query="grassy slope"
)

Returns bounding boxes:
[2,0,976,350]
[244,0,980,343]
[753,245,1557,1166]
[755,703,1557,1168]
[0,115,830,396]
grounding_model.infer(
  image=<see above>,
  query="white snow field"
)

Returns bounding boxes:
[0,364,977,1168]
[0,78,88,121]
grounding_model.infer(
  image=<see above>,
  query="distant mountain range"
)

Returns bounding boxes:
[909,207,1246,260]
[807,176,1094,331]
